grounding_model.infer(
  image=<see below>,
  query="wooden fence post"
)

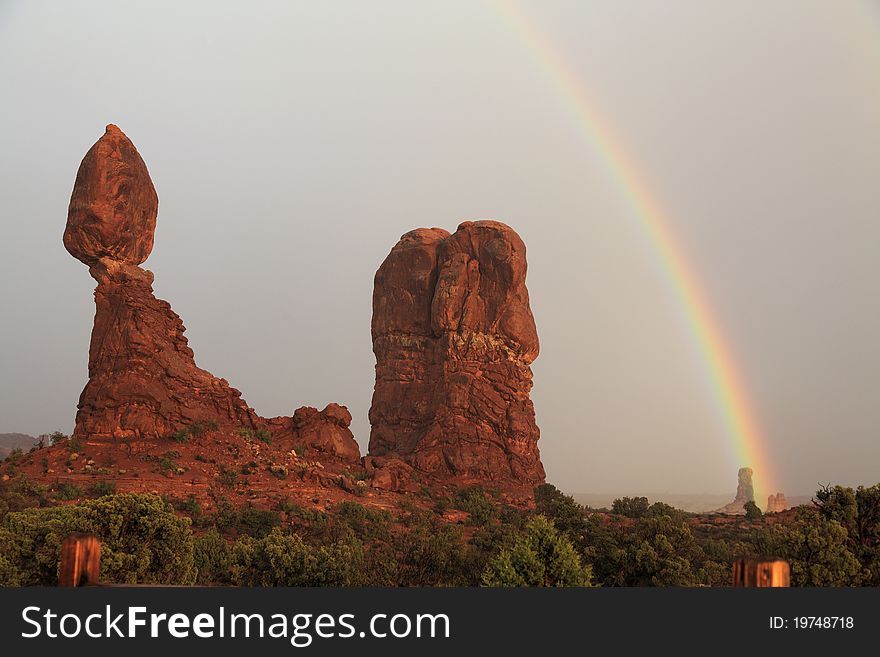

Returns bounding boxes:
[59,533,101,587]
[732,558,790,587]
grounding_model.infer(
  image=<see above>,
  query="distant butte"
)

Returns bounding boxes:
[714,467,755,515]
[766,492,788,513]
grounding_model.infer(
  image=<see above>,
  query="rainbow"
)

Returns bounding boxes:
[493,0,774,502]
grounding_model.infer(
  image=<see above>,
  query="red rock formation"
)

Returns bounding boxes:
[766,492,788,513]
[715,467,756,514]
[368,221,544,487]
[64,124,157,268]
[267,404,360,461]
[363,456,421,493]
[64,125,261,440]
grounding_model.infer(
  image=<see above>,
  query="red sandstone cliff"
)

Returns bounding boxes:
[368,221,545,486]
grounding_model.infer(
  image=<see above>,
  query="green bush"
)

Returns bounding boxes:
[48,431,68,446]
[611,496,650,518]
[90,481,116,497]
[813,483,880,585]
[230,528,363,586]
[481,515,592,587]
[206,502,281,539]
[755,507,867,586]
[0,494,196,585]
[398,522,477,586]
[54,483,83,501]
[454,487,497,525]
[218,466,238,488]
[194,528,233,585]
[534,484,586,534]
[176,495,203,519]
[170,429,190,443]
[334,501,392,542]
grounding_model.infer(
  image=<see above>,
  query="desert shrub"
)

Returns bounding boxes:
[176,495,203,519]
[4,448,24,465]
[90,481,116,497]
[699,559,732,587]
[361,542,399,586]
[189,420,219,437]
[621,515,701,586]
[611,496,650,518]
[813,483,880,585]
[0,493,196,585]
[48,431,68,446]
[0,553,21,586]
[645,501,688,523]
[755,507,866,586]
[230,528,364,586]
[193,528,233,585]
[206,502,281,539]
[744,501,763,520]
[398,521,478,586]
[482,515,592,587]
[218,466,238,487]
[334,501,392,542]
[54,483,83,500]
[454,486,497,526]
[0,476,46,523]
[172,420,219,443]
[432,496,451,515]
[269,464,288,479]
[534,484,587,535]
[170,429,190,443]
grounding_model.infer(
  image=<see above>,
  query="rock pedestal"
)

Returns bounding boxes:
[368,221,545,486]
[65,125,260,440]
[64,125,359,465]
[715,467,756,515]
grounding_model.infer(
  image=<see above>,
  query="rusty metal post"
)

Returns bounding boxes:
[59,533,101,586]
[732,558,790,587]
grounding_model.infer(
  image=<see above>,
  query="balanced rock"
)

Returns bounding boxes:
[64,124,158,269]
[715,467,756,515]
[368,221,544,486]
[65,125,261,440]
[766,492,788,513]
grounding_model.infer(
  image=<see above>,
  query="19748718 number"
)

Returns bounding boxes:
[785,617,854,629]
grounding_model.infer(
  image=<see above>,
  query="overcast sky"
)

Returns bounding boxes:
[1,1,878,496]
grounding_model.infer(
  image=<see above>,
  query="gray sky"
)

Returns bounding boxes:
[1,1,878,496]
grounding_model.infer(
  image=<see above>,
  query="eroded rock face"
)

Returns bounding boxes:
[268,404,360,461]
[766,492,788,513]
[715,467,756,514]
[368,221,544,486]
